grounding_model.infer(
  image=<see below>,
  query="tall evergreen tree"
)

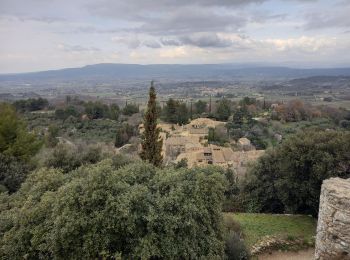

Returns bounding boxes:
[140,81,163,166]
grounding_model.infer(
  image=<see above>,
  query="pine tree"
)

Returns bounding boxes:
[140,81,163,167]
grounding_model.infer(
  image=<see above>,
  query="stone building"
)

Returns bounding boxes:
[176,144,264,176]
[315,178,350,260]
[164,136,202,160]
[237,137,254,151]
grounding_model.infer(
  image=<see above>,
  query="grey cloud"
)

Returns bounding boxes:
[0,0,313,38]
[112,35,141,48]
[179,34,233,48]
[84,0,303,37]
[0,14,65,24]
[85,0,263,36]
[160,38,182,46]
[142,40,162,49]
[87,0,316,15]
[160,33,251,49]
[87,0,266,16]
[72,10,247,36]
[251,12,287,23]
[134,9,247,35]
[58,44,101,52]
[20,16,66,23]
[303,3,350,30]
[74,26,121,34]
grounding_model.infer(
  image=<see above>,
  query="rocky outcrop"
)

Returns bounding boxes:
[315,178,350,260]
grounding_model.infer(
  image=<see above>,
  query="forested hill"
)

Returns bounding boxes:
[1,64,350,83]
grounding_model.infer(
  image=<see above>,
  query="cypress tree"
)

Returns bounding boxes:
[140,81,163,166]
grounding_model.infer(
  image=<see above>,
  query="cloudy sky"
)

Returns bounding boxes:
[1,0,350,73]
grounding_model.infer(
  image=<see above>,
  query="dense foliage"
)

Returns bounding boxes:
[122,103,139,116]
[0,154,31,193]
[114,123,137,148]
[43,143,104,173]
[86,101,120,120]
[55,105,80,120]
[0,160,226,259]
[0,103,42,192]
[13,98,49,112]
[195,100,207,115]
[208,126,229,146]
[241,129,350,216]
[45,125,59,147]
[215,98,232,121]
[26,112,121,143]
[162,98,189,125]
[0,103,42,162]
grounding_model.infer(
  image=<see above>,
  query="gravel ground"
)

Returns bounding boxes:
[257,248,314,260]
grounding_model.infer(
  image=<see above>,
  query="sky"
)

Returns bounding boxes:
[1,0,350,73]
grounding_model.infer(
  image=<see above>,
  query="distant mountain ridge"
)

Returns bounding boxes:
[1,63,350,83]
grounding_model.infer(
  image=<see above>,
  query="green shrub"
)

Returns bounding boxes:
[0,161,226,259]
[0,103,42,162]
[122,103,139,116]
[0,154,31,193]
[111,154,135,169]
[44,143,104,172]
[225,232,250,260]
[223,214,250,259]
[241,129,350,217]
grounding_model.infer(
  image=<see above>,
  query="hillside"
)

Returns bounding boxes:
[1,64,350,84]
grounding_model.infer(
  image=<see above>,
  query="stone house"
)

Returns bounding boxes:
[176,145,264,177]
[237,137,254,151]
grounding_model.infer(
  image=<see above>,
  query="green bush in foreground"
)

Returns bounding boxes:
[223,215,250,260]
[242,129,350,217]
[0,160,226,259]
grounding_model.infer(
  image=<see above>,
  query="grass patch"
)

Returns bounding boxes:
[224,213,317,249]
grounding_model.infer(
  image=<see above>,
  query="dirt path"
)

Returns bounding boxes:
[257,248,314,260]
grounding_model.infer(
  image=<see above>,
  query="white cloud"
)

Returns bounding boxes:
[264,36,337,52]
[159,47,188,58]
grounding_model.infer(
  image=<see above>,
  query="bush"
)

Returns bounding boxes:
[174,158,188,169]
[55,106,80,120]
[122,103,139,116]
[0,161,226,259]
[340,119,350,129]
[215,98,232,121]
[115,123,136,148]
[0,103,42,162]
[161,99,189,125]
[241,129,350,217]
[13,98,48,112]
[0,154,31,193]
[44,143,104,173]
[85,101,120,120]
[224,216,249,260]
[45,124,59,147]
[225,232,250,260]
[222,169,243,212]
[111,154,135,169]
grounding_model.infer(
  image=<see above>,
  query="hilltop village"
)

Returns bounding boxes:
[140,117,264,176]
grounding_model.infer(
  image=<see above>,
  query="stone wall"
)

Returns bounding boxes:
[315,178,350,260]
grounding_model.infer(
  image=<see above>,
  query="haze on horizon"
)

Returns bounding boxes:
[1,0,350,74]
